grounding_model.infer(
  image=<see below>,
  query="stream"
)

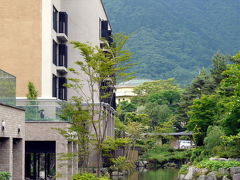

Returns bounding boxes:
[112,168,179,180]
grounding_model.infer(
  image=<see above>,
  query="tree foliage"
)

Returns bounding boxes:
[103,0,240,84]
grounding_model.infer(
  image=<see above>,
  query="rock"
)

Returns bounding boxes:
[232,173,240,180]
[197,175,207,180]
[136,161,144,167]
[184,166,198,180]
[198,168,209,175]
[218,168,229,175]
[111,171,119,176]
[112,171,124,176]
[209,157,227,161]
[228,158,240,162]
[100,168,108,175]
[230,167,240,175]
[164,162,176,168]
[178,174,185,180]
[206,172,217,180]
[143,161,148,165]
[222,176,230,180]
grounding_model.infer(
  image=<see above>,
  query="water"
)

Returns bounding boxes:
[113,168,179,180]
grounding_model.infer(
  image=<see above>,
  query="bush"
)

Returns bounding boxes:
[179,164,189,175]
[110,156,134,172]
[0,172,11,180]
[204,126,225,151]
[71,173,109,180]
[143,144,191,163]
[196,160,240,171]
[190,147,211,162]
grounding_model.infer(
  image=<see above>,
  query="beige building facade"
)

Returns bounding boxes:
[0,1,114,180]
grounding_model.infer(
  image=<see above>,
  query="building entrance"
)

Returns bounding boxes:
[25,141,56,180]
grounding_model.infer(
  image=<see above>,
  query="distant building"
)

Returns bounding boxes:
[116,79,152,104]
[0,1,115,180]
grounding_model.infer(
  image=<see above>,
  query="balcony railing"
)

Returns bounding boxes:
[16,99,69,122]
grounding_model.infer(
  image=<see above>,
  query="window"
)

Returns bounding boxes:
[58,77,67,100]
[59,12,68,35]
[101,20,108,38]
[58,44,68,67]
[52,74,57,98]
[53,6,58,32]
[52,40,58,65]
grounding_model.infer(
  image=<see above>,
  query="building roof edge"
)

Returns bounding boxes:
[100,0,112,30]
[0,102,25,111]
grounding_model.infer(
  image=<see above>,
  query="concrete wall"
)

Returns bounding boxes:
[0,104,25,180]
[25,122,75,180]
[61,0,110,103]
[0,0,42,97]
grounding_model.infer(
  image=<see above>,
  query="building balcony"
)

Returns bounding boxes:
[16,99,69,122]
[57,12,68,43]
[56,33,68,43]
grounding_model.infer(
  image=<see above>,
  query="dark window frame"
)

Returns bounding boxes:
[53,6,58,32]
[52,40,58,65]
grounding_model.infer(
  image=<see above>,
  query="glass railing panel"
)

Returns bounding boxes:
[0,69,16,106]
[16,100,69,122]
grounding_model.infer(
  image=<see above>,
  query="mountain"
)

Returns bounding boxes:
[103,0,240,84]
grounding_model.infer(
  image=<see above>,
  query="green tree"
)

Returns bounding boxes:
[178,69,216,129]
[133,78,179,97]
[25,82,39,120]
[210,52,228,85]
[218,64,240,135]
[204,126,225,151]
[57,97,90,172]
[187,95,219,146]
[67,33,134,175]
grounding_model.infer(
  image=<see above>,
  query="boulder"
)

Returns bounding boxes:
[222,176,230,180]
[209,157,227,161]
[178,174,185,180]
[232,173,240,180]
[230,167,240,175]
[111,171,123,176]
[218,168,229,175]
[197,175,207,180]
[198,168,209,175]
[206,172,217,180]
[136,161,144,167]
[184,166,198,180]
[143,161,148,165]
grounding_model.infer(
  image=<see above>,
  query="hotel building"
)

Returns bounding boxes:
[0,1,115,180]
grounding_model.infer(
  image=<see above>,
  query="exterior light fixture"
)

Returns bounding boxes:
[1,120,5,131]
[18,124,21,133]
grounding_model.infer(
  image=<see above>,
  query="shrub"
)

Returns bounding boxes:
[179,164,189,175]
[0,172,11,180]
[110,156,134,172]
[196,160,240,171]
[143,144,191,163]
[71,173,109,180]
[204,126,225,151]
[190,147,211,162]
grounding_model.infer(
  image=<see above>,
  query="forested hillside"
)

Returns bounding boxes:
[103,0,240,84]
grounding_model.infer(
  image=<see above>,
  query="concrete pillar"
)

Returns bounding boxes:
[12,138,24,180]
[73,143,78,175]
[0,138,11,175]
[56,140,68,180]
[67,141,73,179]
